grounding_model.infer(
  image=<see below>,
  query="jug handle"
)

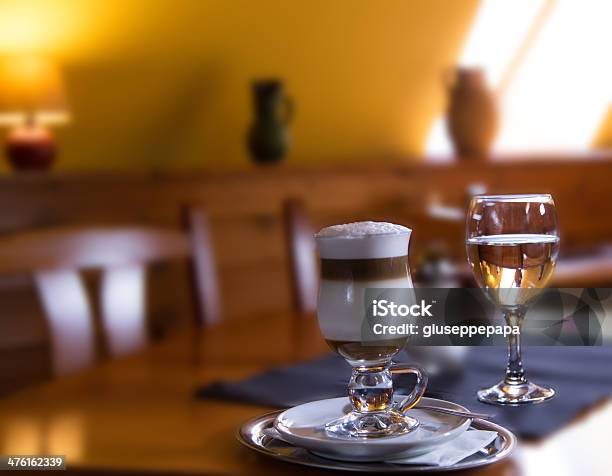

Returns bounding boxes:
[282,96,295,124]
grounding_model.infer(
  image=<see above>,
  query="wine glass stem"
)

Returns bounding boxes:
[504,309,527,385]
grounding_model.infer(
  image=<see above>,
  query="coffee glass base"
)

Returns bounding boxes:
[477,379,555,405]
[324,411,419,439]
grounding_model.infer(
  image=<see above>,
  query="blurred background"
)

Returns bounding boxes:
[1,0,612,397]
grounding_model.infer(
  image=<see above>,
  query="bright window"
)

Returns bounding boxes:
[426,0,612,157]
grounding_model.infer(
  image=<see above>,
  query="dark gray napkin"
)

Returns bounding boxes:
[195,346,612,439]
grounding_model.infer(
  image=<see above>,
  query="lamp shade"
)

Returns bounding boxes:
[0,55,69,126]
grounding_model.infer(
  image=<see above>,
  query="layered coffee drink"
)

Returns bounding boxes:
[315,221,413,367]
[315,221,427,439]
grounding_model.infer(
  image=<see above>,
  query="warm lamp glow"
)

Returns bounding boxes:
[0,54,69,126]
[0,0,110,59]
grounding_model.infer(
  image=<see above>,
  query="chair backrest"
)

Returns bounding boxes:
[183,207,221,326]
[282,198,318,316]
[0,207,220,376]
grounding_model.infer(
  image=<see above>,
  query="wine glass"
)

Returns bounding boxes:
[466,194,559,405]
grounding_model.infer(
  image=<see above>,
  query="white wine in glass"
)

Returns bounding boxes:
[466,195,559,405]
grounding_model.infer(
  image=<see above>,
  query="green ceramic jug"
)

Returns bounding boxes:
[247,79,293,164]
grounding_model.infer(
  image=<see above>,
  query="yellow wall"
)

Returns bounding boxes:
[0,0,479,171]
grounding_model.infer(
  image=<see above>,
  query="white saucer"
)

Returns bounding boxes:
[274,396,472,462]
[239,410,516,472]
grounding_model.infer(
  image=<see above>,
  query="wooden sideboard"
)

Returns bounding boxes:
[1,155,612,392]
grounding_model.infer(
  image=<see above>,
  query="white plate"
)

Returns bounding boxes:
[274,397,472,462]
[238,410,516,472]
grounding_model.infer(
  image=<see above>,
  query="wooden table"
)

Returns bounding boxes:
[1,313,610,475]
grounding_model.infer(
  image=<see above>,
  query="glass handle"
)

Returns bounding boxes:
[389,364,428,414]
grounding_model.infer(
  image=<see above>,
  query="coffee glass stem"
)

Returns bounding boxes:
[325,363,427,439]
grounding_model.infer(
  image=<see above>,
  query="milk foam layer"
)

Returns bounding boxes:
[316,221,411,238]
[315,221,411,259]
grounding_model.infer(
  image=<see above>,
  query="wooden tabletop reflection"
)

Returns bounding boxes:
[0,313,610,475]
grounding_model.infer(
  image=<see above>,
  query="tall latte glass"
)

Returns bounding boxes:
[315,222,427,439]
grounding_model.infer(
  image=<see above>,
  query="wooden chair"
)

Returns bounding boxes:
[282,198,318,316]
[0,207,220,376]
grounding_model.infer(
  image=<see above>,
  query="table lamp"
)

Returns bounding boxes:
[0,55,70,171]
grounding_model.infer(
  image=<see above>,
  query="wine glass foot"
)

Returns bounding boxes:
[324,411,419,439]
[477,379,555,405]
